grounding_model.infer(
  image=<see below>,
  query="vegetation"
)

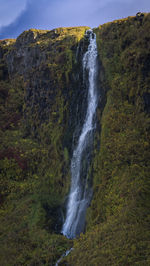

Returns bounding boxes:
[0,26,88,265]
[64,13,150,266]
[0,13,150,265]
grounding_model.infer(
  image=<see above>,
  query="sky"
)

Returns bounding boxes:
[0,0,150,39]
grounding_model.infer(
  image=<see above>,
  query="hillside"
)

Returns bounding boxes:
[0,13,150,265]
[65,12,150,266]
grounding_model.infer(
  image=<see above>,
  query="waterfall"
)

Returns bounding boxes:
[62,29,98,239]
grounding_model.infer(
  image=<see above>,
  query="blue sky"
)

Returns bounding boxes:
[0,0,150,39]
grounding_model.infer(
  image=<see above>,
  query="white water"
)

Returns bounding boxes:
[61,30,98,239]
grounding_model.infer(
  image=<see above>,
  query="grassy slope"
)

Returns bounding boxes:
[0,27,89,265]
[65,13,150,266]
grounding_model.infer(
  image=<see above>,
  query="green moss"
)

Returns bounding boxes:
[0,25,90,265]
[65,12,150,266]
[1,14,150,265]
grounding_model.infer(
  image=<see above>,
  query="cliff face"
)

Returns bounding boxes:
[0,14,150,266]
[0,26,90,265]
[66,13,150,266]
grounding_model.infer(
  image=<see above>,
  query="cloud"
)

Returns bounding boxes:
[0,0,149,39]
[0,0,27,28]
[0,0,53,39]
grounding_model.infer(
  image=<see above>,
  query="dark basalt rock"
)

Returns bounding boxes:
[136,12,144,21]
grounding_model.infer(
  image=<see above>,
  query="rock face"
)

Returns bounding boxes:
[0,13,150,266]
[66,13,150,266]
[0,26,90,265]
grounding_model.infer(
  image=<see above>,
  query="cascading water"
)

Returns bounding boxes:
[61,29,98,239]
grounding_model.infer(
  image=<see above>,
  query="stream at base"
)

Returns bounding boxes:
[55,248,73,266]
